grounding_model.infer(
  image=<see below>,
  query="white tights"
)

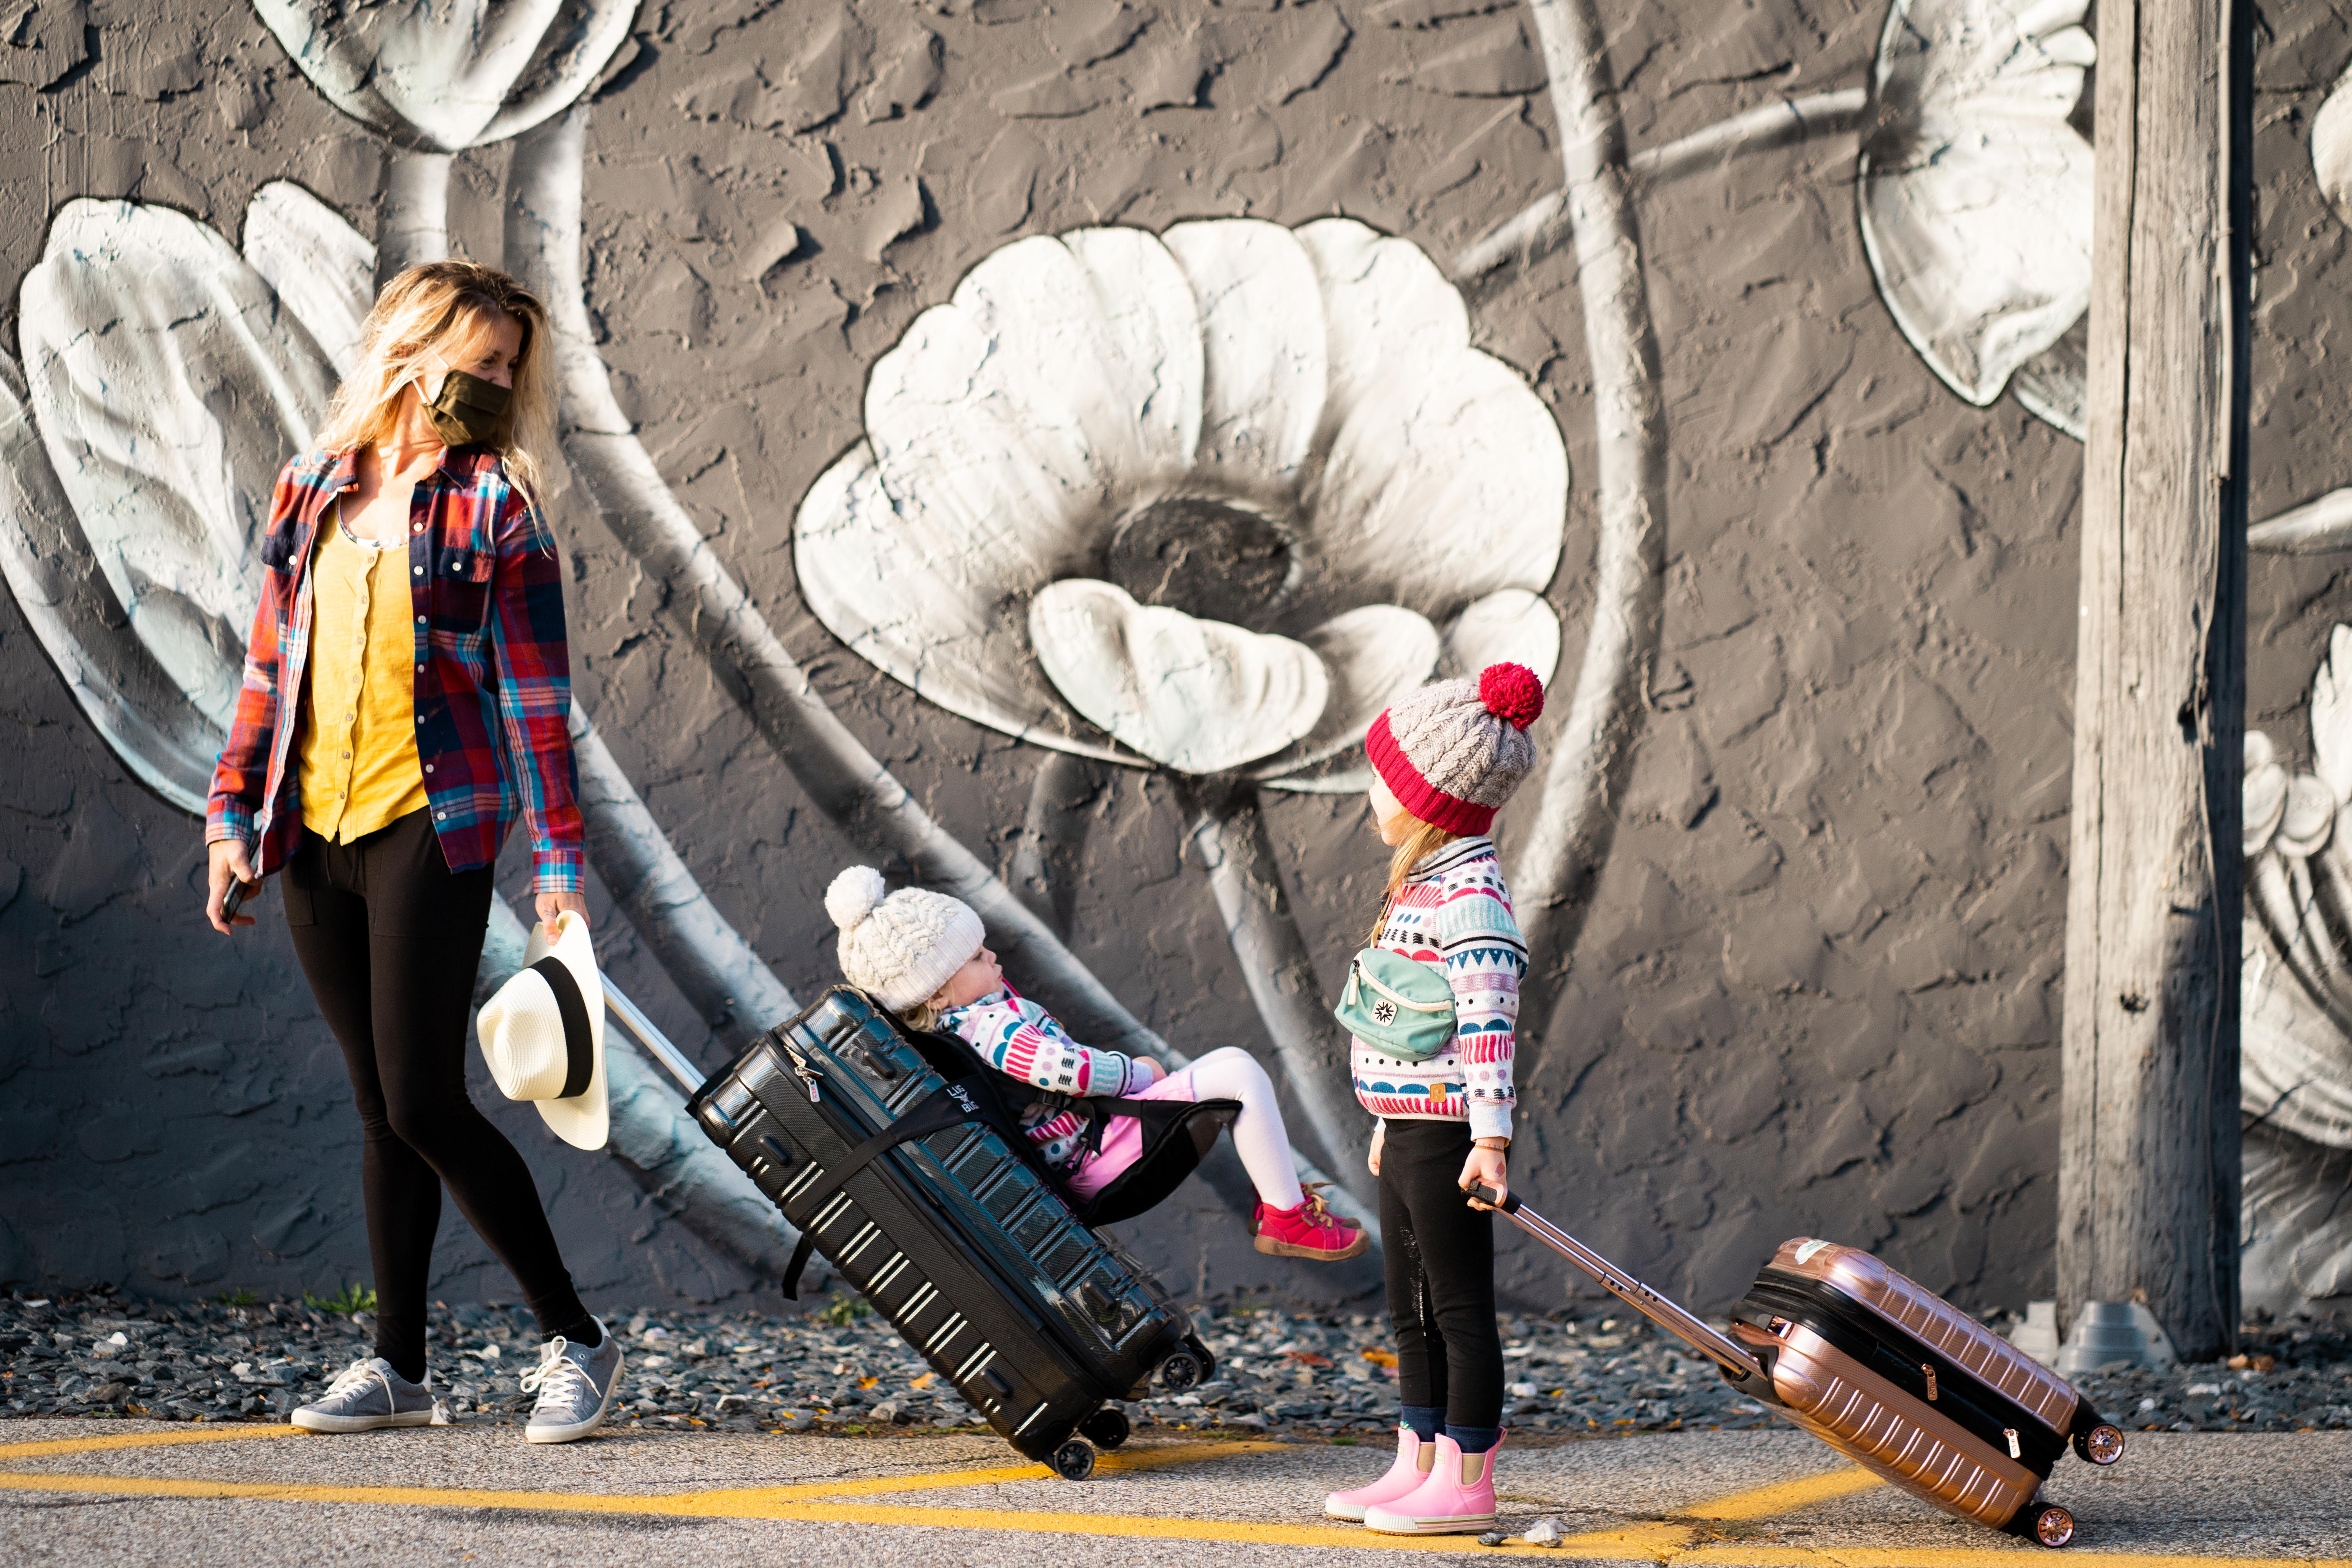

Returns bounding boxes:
[1162,1046,1306,1211]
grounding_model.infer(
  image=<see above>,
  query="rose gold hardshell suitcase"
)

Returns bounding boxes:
[1475,1189,2125,1548]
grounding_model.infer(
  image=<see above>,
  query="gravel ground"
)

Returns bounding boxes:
[5,1287,2350,1442]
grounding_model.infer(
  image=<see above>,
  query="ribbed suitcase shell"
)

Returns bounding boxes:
[687,989,1197,1460]
[1732,1239,2094,1533]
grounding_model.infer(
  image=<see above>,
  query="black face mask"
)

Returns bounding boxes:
[424,370,513,448]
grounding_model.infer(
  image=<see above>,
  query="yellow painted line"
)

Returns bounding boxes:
[1672,1552,2352,1568]
[1679,1465,1883,1520]
[0,1433,2339,1566]
[0,1424,304,1461]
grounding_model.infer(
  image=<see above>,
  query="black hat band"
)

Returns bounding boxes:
[529,956,595,1099]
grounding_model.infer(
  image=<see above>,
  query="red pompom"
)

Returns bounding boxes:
[1479,662,1545,730]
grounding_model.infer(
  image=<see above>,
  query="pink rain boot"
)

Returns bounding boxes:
[1362,1431,1504,1535]
[1323,1426,1435,1521]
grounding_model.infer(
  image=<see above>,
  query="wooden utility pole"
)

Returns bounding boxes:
[2058,0,2250,1362]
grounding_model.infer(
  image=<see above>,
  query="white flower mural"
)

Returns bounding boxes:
[2239,632,2352,1309]
[253,0,634,153]
[792,216,1568,790]
[253,0,635,280]
[1858,0,2095,436]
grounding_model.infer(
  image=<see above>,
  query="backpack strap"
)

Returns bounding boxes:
[779,1077,1000,1300]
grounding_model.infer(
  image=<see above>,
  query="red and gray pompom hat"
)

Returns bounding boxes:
[1363,662,1546,835]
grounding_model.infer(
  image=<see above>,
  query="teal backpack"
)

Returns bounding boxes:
[1333,946,1457,1062]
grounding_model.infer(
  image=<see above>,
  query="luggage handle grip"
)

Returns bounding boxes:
[1482,1189,1768,1386]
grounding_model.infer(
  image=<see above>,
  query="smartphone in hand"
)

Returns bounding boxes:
[221,877,256,923]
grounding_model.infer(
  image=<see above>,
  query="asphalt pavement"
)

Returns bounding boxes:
[1,1419,2346,1567]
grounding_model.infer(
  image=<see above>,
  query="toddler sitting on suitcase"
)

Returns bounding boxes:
[827,865,1367,1261]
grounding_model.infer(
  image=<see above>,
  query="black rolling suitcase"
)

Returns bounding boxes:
[616,984,1220,1478]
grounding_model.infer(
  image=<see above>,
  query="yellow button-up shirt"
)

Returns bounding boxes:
[298,512,431,842]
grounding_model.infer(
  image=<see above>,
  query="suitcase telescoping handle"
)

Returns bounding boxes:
[603,983,710,1098]
[1470,1184,1769,1389]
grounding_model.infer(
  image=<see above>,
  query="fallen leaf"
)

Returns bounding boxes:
[910,1372,936,1389]
[1287,1351,1332,1368]
[1360,1348,1399,1368]
[859,1375,879,1389]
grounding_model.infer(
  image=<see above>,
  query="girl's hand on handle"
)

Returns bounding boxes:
[536,889,589,930]
[1460,1142,1508,1211]
[206,841,258,934]
[1368,1120,1384,1176]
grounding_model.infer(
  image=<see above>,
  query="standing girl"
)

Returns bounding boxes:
[1324,663,1544,1535]
[204,263,622,1443]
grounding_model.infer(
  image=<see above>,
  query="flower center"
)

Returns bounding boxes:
[1105,496,1297,623]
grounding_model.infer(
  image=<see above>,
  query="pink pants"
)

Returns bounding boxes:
[1065,1045,1306,1211]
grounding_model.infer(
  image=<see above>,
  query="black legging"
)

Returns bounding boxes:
[1380,1117,1504,1431]
[282,808,587,1382]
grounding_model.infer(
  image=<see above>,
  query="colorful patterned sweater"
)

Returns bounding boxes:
[939,986,1151,1173]
[1349,836,1526,1141]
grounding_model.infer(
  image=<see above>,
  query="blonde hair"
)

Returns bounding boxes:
[1367,815,1462,943]
[314,261,558,520]
[899,1001,943,1035]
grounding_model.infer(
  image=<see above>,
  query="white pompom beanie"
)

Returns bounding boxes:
[826,866,987,1012]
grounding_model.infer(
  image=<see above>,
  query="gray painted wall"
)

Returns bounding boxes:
[6,0,2352,1320]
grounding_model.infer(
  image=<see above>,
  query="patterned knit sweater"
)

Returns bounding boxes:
[1349,835,1526,1141]
[939,986,1151,1174]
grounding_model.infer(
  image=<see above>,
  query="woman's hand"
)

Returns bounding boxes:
[536,889,589,930]
[1368,1120,1385,1176]
[1459,1141,1508,1211]
[207,840,258,935]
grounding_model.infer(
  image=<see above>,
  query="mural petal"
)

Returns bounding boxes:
[1250,604,1440,780]
[20,199,335,728]
[2313,627,2352,807]
[2246,735,2288,858]
[953,227,1205,487]
[253,0,623,152]
[863,297,1113,580]
[1858,0,2094,406]
[1030,579,1327,773]
[2282,774,2338,859]
[793,442,1134,764]
[0,351,220,812]
[2008,314,2086,442]
[2315,65,2352,230]
[1292,217,1471,458]
[1161,218,1328,493]
[1439,588,1563,687]
[479,0,638,145]
[1306,349,1567,615]
[242,182,376,378]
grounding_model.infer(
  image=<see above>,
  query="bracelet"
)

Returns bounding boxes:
[1473,1137,1509,1151]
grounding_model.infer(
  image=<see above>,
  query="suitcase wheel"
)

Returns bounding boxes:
[1051,1439,1097,1481]
[1079,1408,1131,1451]
[2071,1423,2125,1467]
[1158,1350,1204,1392]
[2029,1505,2075,1548]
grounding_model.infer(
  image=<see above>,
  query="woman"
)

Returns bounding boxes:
[205,262,621,1444]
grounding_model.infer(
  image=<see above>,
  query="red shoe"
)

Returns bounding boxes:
[1253,1190,1371,1261]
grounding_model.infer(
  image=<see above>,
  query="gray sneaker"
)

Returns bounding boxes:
[521,1321,623,1444]
[291,1356,436,1433]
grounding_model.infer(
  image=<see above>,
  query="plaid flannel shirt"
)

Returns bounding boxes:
[205,445,584,894]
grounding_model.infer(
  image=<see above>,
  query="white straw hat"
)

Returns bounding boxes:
[476,911,608,1150]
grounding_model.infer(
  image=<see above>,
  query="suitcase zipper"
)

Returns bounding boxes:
[782,1045,824,1102]
[1922,1363,1937,1401]
[2005,1427,2021,1459]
